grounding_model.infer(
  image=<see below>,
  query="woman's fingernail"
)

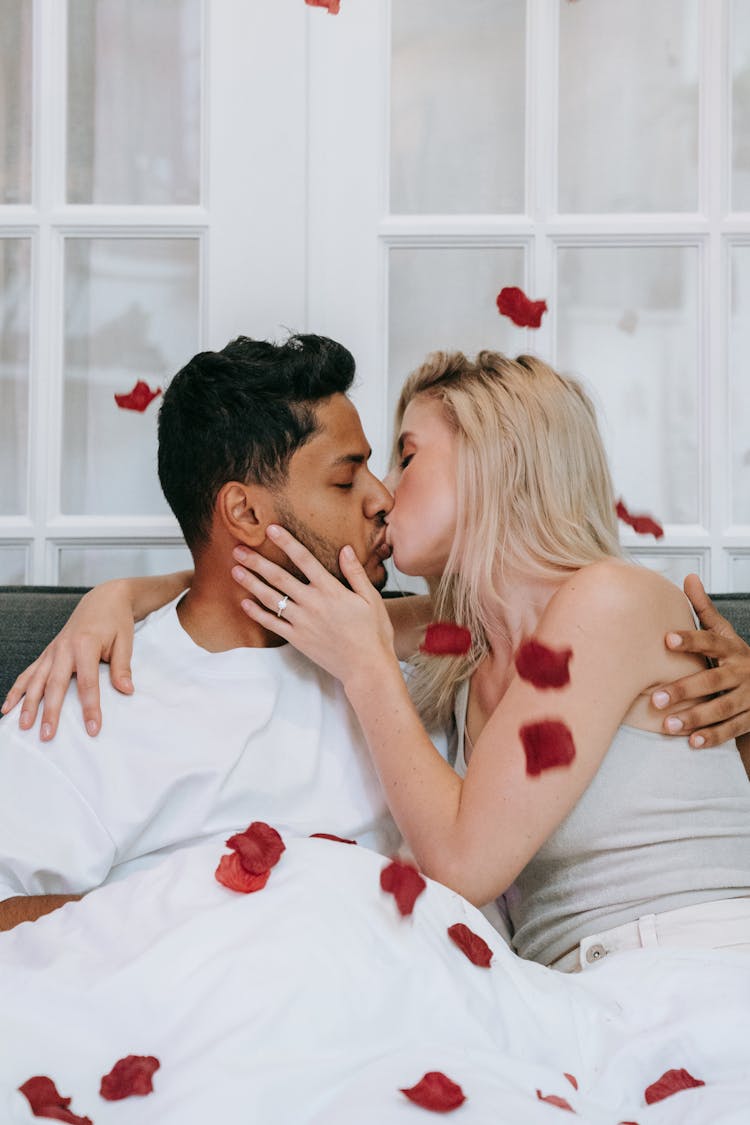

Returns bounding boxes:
[233,545,250,561]
[267,524,281,539]
[691,734,706,748]
[86,720,98,736]
[666,632,683,647]
[342,545,355,561]
[19,711,32,729]
[652,691,670,709]
[0,700,9,714]
[231,566,246,582]
[665,716,684,733]
[121,677,133,691]
[41,723,52,740]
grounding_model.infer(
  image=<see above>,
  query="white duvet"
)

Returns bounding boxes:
[2,835,749,1124]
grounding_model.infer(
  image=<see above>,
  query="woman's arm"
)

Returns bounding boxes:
[651,575,750,747]
[383,593,433,661]
[236,529,668,906]
[1,570,193,739]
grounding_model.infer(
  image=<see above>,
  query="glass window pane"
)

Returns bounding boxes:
[732,0,750,211]
[559,0,699,212]
[390,0,526,214]
[61,237,200,516]
[0,0,32,203]
[628,552,705,590]
[67,0,201,204]
[0,237,31,514]
[730,554,750,592]
[556,245,699,524]
[388,245,528,427]
[58,543,192,586]
[0,546,28,584]
[730,246,750,523]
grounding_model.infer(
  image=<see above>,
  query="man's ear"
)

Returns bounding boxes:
[216,482,277,547]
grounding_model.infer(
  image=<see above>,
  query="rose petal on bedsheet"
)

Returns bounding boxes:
[215,852,271,894]
[644,1068,705,1104]
[18,1076,93,1124]
[309,832,358,845]
[99,1055,160,1101]
[113,380,161,412]
[380,858,426,917]
[400,1071,466,1112]
[563,1073,578,1090]
[447,923,493,968]
[420,622,472,657]
[520,720,576,775]
[226,821,286,874]
[515,639,573,689]
[536,1089,575,1112]
[496,286,548,328]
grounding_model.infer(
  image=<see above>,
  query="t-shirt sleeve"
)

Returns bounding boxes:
[0,730,117,903]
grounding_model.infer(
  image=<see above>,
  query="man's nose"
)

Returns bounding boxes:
[364,471,394,519]
[382,466,398,496]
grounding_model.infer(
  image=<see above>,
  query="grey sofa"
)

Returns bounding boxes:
[0,585,749,706]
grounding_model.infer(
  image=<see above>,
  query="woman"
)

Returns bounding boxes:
[227,351,750,969]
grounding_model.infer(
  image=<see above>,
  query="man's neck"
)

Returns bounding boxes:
[176,569,285,652]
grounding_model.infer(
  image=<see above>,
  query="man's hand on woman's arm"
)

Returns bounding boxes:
[651,574,750,748]
[0,570,192,740]
[0,893,82,933]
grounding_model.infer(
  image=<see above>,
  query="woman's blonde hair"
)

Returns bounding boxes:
[392,351,624,727]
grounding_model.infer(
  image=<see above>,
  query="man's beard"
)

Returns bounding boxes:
[273,499,386,592]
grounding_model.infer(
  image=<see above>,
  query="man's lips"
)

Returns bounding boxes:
[373,536,392,562]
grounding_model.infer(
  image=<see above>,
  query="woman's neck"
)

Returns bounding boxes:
[482,571,569,661]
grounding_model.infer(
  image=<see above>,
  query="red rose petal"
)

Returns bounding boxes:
[496,286,548,328]
[380,857,426,917]
[309,832,358,845]
[18,1077,92,1124]
[644,1068,705,1105]
[226,821,285,875]
[401,1071,466,1113]
[536,1089,575,1112]
[100,1055,160,1101]
[515,639,573,689]
[564,1074,578,1091]
[615,499,664,540]
[420,622,472,657]
[447,923,493,968]
[305,0,340,12]
[215,852,271,893]
[114,380,161,412]
[521,720,576,775]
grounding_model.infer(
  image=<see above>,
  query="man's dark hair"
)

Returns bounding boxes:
[158,333,356,550]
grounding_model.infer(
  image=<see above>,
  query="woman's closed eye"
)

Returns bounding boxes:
[400,454,414,470]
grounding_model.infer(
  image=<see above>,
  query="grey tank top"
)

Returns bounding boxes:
[453,679,750,965]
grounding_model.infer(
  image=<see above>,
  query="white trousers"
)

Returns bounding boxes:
[549,896,750,973]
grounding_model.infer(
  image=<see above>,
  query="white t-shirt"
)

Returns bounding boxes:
[0,597,400,903]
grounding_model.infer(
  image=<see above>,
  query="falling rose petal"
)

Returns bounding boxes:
[420,622,472,657]
[447,923,493,968]
[305,0,340,12]
[400,1072,466,1113]
[18,1077,92,1125]
[496,286,548,328]
[564,1074,578,1091]
[310,832,358,845]
[644,1068,705,1105]
[113,380,161,413]
[380,857,426,917]
[215,852,271,893]
[515,639,573,690]
[100,1055,160,1101]
[521,720,576,776]
[536,1090,575,1112]
[226,821,285,875]
[615,499,664,540]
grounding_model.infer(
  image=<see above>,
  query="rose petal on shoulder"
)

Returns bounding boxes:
[100,1055,160,1101]
[520,720,576,775]
[515,639,573,689]
[644,1068,705,1105]
[420,622,472,657]
[400,1071,466,1112]
[447,923,493,968]
[215,852,271,893]
[380,857,426,916]
[226,821,285,874]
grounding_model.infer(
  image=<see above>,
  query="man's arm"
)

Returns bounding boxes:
[0,893,82,933]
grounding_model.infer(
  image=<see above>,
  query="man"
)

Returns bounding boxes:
[0,334,406,931]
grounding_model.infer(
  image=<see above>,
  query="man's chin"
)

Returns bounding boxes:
[362,559,387,592]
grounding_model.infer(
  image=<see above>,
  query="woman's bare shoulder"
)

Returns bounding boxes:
[545,559,696,636]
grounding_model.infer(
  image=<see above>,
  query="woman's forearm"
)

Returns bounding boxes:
[124,569,193,622]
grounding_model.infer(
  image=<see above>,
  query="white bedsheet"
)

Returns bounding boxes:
[1,835,749,1124]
